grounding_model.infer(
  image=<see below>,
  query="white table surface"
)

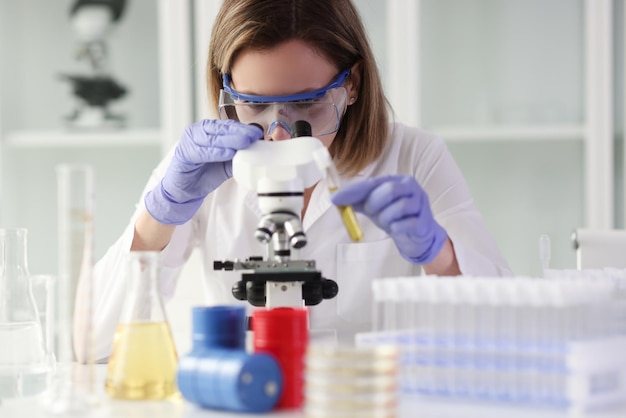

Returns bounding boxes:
[1,365,625,418]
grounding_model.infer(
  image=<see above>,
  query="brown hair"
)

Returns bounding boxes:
[208,0,390,176]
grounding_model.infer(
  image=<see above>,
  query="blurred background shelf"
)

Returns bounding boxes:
[0,0,192,275]
[4,129,163,148]
[431,124,586,142]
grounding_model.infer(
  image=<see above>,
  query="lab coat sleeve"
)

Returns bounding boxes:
[84,146,198,362]
[414,130,513,277]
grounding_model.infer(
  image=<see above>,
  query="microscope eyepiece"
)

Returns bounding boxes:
[248,123,264,139]
[292,120,312,138]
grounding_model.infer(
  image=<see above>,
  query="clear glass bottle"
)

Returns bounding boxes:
[0,228,50,399]
[105,251,179,400]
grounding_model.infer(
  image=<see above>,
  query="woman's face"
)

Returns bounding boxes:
[230,39,354,147]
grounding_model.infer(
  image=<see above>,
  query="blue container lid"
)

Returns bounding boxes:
[192,305,246,350]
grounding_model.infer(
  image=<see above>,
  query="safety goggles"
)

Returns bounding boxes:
[218,70,350,137]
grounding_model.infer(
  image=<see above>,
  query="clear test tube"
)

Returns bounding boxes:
[312,147,363,242]
[371,279,398,338]
[539,234,551,277]
[396,277,415,332]
[51,163,97,415]
[371,279,385,333]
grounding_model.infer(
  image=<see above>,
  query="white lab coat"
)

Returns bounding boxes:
[88,122,512,361]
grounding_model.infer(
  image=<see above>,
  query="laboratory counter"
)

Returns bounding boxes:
[1,365,625,418]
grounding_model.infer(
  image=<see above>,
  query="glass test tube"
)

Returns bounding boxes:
[312,148,363,242]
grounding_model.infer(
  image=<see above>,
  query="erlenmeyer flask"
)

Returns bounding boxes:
[105,251,179,400]
[0,228,50,399]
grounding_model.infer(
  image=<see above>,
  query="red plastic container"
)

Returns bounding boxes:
[252,307,308,409]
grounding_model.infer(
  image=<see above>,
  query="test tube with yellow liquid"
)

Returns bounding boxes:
[313,147,363,241]
[105,252,179,400]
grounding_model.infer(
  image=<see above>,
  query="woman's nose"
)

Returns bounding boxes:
[267,122,292,141]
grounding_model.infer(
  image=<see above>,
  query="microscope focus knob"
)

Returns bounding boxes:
[247,282,267,307]
[322,279,339,300]
[232,281,247,301]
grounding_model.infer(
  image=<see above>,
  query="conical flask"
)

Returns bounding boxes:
[105,251,179,400]
[0,228,50,399]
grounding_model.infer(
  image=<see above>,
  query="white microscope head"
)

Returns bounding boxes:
[232,136,327,214]
[233,136,327,251]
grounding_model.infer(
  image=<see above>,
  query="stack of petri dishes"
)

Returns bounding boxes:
[304,345,400,418]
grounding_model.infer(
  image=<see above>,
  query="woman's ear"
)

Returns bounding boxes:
[346,61,362,105]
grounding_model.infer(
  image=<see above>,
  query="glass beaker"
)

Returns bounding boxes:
[0,228,51,399]
[105,251,179,400]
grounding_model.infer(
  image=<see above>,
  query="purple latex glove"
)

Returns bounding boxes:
[330,175,448,264]
[145,119,262,225]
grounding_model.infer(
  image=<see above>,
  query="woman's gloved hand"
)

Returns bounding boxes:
[330,175,448,264]
[145,119,262,225]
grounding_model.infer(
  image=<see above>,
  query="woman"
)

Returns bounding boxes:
[84,0,512,362]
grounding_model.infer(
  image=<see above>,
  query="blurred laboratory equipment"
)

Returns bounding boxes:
[214,120,338,309]
[177,306,282,412]
[571,228,626,269]
[357,274,626,412]
[304,345,400,417]
[253,307,308,409]
[0,228,52,400]
[51,163,96,415]
[105,251,178,400]
[29,275,57,370]
[539,233,551,275]
[60,0,128,128]
[187,305,247,350]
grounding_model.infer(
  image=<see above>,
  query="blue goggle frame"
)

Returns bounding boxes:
[222,70,351,103]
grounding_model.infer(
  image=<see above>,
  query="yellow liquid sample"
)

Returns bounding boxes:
[105,322,179,400]
[330,187,363,241]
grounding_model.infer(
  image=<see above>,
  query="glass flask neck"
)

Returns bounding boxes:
[0,228,38,323]
[120,251,167,323]
[1,228,30,276]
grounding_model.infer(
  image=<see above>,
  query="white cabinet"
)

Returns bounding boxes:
[0,0,194,274]
[355,0,624,276]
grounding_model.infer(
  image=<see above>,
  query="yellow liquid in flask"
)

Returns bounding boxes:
[105,322,179,400]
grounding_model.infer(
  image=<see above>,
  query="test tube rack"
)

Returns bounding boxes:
[357,272,626,412]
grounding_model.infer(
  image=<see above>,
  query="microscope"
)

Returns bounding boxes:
[60,0,128,128]
[213,122,339,309]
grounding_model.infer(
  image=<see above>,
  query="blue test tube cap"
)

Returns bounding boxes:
[191,305,247,350]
